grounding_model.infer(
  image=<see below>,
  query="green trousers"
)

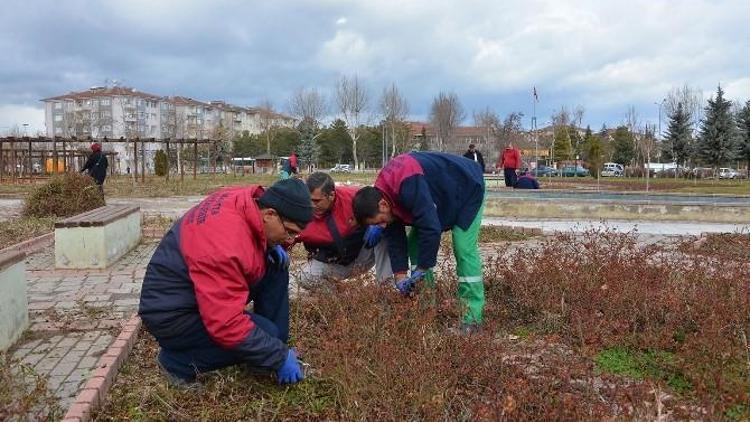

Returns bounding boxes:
[407,203,485,324]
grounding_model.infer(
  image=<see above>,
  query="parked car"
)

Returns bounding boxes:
[718,168,739,179]
[529,165,558,177]
[559,165,590,177]
[691,167,714,179]
[600,162,624,177]
[330,164,351,173]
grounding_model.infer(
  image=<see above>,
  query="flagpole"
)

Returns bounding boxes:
[533,87,538,169]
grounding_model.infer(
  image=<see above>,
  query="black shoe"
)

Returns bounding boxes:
[156,355,202,391]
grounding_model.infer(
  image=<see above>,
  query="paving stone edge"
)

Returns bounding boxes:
[61,314,141,422]
[0,232,54,256]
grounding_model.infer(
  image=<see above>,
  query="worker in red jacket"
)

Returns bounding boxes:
[499,143,522,187]
[139,179,313,387]
[295,172,391,289]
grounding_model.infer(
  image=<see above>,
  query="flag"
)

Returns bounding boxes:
[533,86,539,102]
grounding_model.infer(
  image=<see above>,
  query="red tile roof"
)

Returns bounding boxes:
[42,86,163,101]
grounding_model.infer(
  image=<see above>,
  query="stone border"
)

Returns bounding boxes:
[61,314,141,422]
[0,232,54,256]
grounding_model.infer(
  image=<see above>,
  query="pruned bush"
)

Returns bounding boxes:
[486,230,750,411]
[22,172,105,218]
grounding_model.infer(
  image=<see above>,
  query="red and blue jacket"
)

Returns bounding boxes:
[138,185,287,369]
[374,152,485,274]
[514,174,540,189]
[296,185,365,266]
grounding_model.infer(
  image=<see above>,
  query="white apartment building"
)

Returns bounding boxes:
[42,86,294,173]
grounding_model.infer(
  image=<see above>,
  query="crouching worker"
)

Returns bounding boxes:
[296,172,392,289]
[353,152,486,334]
[138,179,313,386]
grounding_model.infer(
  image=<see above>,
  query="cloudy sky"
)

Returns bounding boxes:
[2,0,749,135]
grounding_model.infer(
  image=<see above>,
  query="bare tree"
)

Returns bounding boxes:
[473,107,501,147]
[335,74,369,169]
[258,99,277,154]
[379,83,409,161]
[288,87,327,126]
[429,91,465,152]
[664,84,703,133]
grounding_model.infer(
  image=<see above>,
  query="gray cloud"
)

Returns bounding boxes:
[2,0,750,134]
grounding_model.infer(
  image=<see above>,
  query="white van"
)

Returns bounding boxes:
[601,162,624,177]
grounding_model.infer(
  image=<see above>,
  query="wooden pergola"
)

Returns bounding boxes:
[0,136,223,183]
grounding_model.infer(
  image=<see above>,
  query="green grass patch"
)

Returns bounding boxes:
[594,347,692,394]
[725,403,750,420]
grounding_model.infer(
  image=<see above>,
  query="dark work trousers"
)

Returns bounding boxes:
[504,168,518,187]
[157,269,290,381]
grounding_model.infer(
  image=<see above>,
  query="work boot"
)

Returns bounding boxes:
[156,354,202,391]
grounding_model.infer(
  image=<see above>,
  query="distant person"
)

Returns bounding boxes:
[462,144,485,172]
[279,152,299,180]
[514,170,540,189]
[498,143,521,187]
[80,143,108,195]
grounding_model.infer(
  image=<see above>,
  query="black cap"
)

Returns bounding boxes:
[258,178,313,227]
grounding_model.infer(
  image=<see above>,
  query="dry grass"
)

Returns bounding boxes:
[0,353,63,421]
[0,172,378,198]
[94,231,749,420]
[0,216,54,249]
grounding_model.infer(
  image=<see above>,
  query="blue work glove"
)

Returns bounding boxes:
[277,348,304,385]
[267,244,289,271]
[363,225,383,248]
[395,270,426,295]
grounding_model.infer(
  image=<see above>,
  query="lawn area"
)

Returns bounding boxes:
[0,172,378,198]
[94,231,749,420]
[0,216,55,249]
[541,176,750,195]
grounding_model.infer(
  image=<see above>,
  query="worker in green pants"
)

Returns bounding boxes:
[353,151,486,334]
[406,203,485,324]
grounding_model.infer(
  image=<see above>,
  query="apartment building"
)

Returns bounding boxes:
[42,86,294,173]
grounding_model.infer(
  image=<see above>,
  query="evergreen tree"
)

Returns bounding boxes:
[297,118,321,171]
[552,125,572,161]
[612,126,634,165]
[661,102,693,168]
[697,85,737,168]
[154,150,168,176]
[317,119,353,166]
[582,126,603,176]
[736,100,750,172]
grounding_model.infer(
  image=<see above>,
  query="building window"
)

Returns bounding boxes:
[101,98,111,106]
[54,127,63,134]
[54,102,62,110]
[54,115,63,122]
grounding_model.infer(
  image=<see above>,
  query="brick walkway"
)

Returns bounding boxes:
[10,241,158,410]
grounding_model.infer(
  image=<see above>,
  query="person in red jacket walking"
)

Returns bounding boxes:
[139,179,313,387]
[499,143,522,187]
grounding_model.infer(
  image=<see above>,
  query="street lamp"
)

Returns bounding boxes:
[654,99,665,140]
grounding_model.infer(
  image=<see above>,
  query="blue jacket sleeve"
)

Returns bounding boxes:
[398,175,441,270]
[384,221,409,274]
[233,322,288,370]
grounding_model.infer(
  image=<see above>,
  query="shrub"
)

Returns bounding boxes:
[22,172,105,218]
[154,150,168,176]
[485,230,750,410]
